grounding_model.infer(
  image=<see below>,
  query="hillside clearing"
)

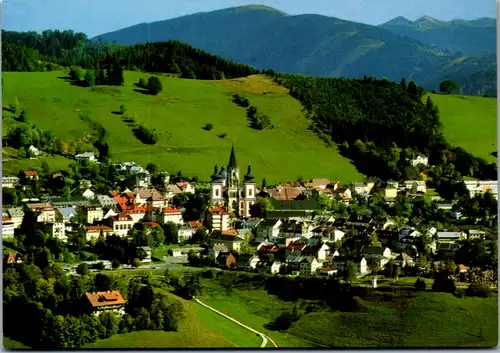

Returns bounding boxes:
[2,71,362,184]
[429,93,497,163]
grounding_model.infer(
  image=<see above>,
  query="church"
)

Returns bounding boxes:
[209,145,257,218]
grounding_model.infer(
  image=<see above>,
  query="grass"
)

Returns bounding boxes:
[84,290,258,348]
[3,337,30,349]
[198,278,318,347]
[288,292,498,348]
[152,244,182,259]
[429,93,497,163]
[2,71,363,184]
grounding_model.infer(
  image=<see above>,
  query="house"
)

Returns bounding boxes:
[28,145,41,157]
[302,243,330,260]
[103,208,118,220]
[394,253,415,267]
[41,222,66,241]
[333,187,352,202]
[188,221,203,233]
[76,152,97,163]
[404,180,427,194]
[5,253,23,265]
[382,185,398,199]
[48,196,95,208]
[216,252,237,269]
[237,254,260,270]
[266,197,319,219]
[350,182,371,195]
[463,180,498,200]
[178,224,194,242]
[299,257,322,276]
[6,207,24,227]
[57,207,77,224]
[82,189,96,200]
[209,230,245,252]
[467,229,487,240]
[134,188,168,207]
[2,176,20,189]
[207,207,230,231]
[28,203,56,223]
[331,256,369,276]
[270,261,282,274]
[361,246,392,268]
[110,214,134,237]
[207,244,229,259]
[437,242,461,257]
[83,225,114,242]
[2,218,16,238]
[96,195,118,210]
[176,182,196,194]
[436,231,465,244]
[85,291,127,316]
[318,267,338,276]
[156,207,183,225]
[304,178,331,191]
[84,206,104,224]
[346,214,373,227]
[408,155,429,167]
[24,170,38,180]
[124,207,147,223]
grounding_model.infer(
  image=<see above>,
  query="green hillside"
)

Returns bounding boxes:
[3,337,31,349]
[2,71,363,184]
[288,292,498,348]
[429,93,497,163]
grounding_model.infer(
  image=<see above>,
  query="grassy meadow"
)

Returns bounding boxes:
[83,290,259,348]
[429,93,497,163]
[3,337,30,349]
[2,71,363,184]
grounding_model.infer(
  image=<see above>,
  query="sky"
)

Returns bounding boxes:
[3,0,497,38]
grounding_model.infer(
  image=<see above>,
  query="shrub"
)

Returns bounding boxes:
[414,278,426,291]
[203,123,214,131]
[232,94,250,108]
[133,124,160,145]
[147,76,163,95]
[432,277,456,293]
[69,66,83,81]
[119,105,127,115]
[217,133,227,139]
[138,78,147,88]
[111,260,121,269]
[466,283,491,298]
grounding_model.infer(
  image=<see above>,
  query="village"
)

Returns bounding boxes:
[2,146,498,316]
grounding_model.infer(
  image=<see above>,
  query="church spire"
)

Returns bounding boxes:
[227,144,238,170]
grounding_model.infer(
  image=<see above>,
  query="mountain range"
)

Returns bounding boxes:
[93,5,496,96]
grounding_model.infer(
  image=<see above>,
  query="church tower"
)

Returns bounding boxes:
[226,144,240,214]
[242,165,257,218]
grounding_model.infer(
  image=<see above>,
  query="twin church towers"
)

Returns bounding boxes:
[209,145,257,218]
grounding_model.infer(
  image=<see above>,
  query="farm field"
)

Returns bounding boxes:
[429,93,497,163]
[2,71,363,184]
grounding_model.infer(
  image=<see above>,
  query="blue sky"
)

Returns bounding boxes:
[3,0,496,38]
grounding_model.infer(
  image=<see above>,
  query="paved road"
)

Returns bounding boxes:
[193,297,278,348]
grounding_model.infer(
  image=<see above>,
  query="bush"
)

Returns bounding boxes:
[138,78,147,88]
[201,268,215,279]
[147,76,163,95]
[203,123,214,131]
[111,260,121,269]
[119,105,127,115]
[466,283,491,298]
[133,124,160,145]
[414,278,426,291]
[432,277,456,293]
[217,133,227,139]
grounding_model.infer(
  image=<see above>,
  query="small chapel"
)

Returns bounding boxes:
[209,145,257,218]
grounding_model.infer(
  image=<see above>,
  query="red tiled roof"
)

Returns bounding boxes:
[28,203,55,211]
[258,245,281,253]
[287,243,307,251]
[176,182,192,190]
[269,187,302,201]
[139,221,160,228]
[2,216,11,223]
[84,225,113,233]
[221,229,239,236]
[189,221,203,231]
[24,170,38,177]
[209,207,229,215]
[112,214,133,222]
[319,267,336,271]
[86,291,127,308]
[6,253,17,264]
[161,207,181,214]
[458,264,469,271]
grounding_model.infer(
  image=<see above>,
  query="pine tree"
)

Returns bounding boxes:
[261,177,267,190]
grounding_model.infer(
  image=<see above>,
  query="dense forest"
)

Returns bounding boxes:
[2,30,258,79]
[269,72,497,183]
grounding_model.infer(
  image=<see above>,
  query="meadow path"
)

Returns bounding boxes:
[193,297,278,348]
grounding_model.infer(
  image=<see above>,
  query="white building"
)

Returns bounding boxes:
[409,155,429,167]
[76,152,97,163]
[28,145,41,157]
[2,176,20,189]
[207,207,230,231]
[463,180,498,200]
[156,207,183,225]
[2,221,16,239]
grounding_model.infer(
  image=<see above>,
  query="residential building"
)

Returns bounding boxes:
[156,207,183,225]
[361,246,392,268]
[178,224,194,242]
[83,225,113,242]
[85,206,104,224]
[2,176,20,189]
[436,231,465,244]
[408,155,429,167]
[463,180,498,200]
[299,257,322,276]
[176,182,196,194]
[96,194,117,210]
[256,219,282,241]
[207,207,230,231]
[76,152,97,162]
[2,219,15,239]
[28,203,56,223]
[57,207,77,223]
[331,256,369,275]
[82,189,96,200]
[209,230,245,252]
[216,252,237,269]
[28,145,41,156]
[85,291,127,316]
[24,170,38,180]
[6,207,24,227]
[110,215,134,237]
[42,222,66,241]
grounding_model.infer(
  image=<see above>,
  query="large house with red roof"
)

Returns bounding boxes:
[206,206,230,231]
[83,225,113,241]
[155,207,183,225]
[85,290,127,316]
[109,214,134,237]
